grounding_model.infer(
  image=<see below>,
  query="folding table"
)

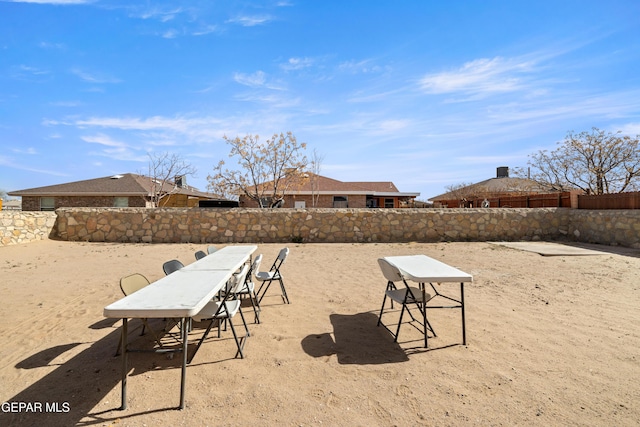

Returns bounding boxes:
[103,245,257,410]
[383,255,473,348]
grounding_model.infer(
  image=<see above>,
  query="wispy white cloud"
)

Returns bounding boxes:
[38,41,66,49]
[13,64,49,76]
[81,133,147,162]
[227,15,272,27]
[234,71,267,87]
[420,56,535,97]
[281,57,314,71]
[71,68,121,84]
[11,147,38,155]
[339,59,386,74]
[0,155,69,176]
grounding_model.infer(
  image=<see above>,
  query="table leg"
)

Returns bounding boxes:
[179,317,188,410]
[460,282,466,345]
[121,318,128,410]
[421,283,428,348]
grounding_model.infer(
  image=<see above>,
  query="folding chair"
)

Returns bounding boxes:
[190,264,251,361]
[234,254,262,323]
[115,273,164,355]
[207,245,218,254]
[163,259,184,275]
[195,250,207,260]
[256,247,290,304]
[377,258,436,345]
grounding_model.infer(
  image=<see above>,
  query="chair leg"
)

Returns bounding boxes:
[394,305,407,342]
[377,295,389,326]
[278,277,290,304]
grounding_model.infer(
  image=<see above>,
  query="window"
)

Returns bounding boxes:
[113,197,129,207]
[40,197,55,211]
[384,198,395,208]
[333,196,348,208]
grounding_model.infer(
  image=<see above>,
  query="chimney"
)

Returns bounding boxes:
[496,167,509,178]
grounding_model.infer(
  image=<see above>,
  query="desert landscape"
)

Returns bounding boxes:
[1,239,638,426]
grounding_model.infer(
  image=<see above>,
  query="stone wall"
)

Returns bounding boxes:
[5,208,639,248]
[0,211,57,246]
[52,207,574,244]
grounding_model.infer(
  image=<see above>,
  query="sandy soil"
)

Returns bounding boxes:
[0,240,639,427]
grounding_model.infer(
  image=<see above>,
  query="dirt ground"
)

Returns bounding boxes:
[1,240,638,426]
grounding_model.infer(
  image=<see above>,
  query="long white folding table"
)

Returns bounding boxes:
[383,255,473,348]
[103,245,257,410]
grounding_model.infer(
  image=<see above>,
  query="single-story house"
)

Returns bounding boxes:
[429,167,557,208]
[238,173,420,208]
[9,173,224,211]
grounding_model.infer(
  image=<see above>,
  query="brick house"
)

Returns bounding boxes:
[9,173,223,211]
[428,167,558,208]
[238,173,420,208]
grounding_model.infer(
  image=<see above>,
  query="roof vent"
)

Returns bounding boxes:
[110,174,124,179]
[496,167,509,178]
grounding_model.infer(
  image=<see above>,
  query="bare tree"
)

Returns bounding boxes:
[146,152,197,207]
[208,132,308,208]
[518,128,640,194]
[444,182,478,207]
[309,149,325,207]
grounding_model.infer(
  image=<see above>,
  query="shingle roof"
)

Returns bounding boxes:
[429,177,553,201]
[257,173,417,196]
[8,173,221,199]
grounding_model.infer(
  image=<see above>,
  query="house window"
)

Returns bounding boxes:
[113,197,129,207]
[333,196,348,208]
[40,197,55,211]
[384,198,395,208]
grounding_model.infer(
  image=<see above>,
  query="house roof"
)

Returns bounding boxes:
[8,173,222,199]
[429,176,552,201]
[259,173,418,197]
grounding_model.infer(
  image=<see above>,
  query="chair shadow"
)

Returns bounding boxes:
[301,312,409,364]
[0,319,194,427]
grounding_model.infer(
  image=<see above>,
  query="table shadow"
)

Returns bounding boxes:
[301,312,409,364]
[0,319,189,427]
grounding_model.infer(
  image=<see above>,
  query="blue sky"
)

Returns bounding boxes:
[1,0,639,200]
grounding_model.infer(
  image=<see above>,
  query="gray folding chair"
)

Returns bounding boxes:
[207,245,218,254]
[163,259,184,275]
[190,264,250,361]
[115,273,164,355]
[256,248,290,304]
[235,254,263,323]
[377,258,436,345]
[195,250,207,260]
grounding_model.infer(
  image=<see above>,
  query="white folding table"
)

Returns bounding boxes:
[103,245,257,410]
[383,255,473,348]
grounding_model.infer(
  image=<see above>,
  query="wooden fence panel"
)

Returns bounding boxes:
[578,191,640,209]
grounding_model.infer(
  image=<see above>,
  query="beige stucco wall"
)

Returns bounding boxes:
[0,211,57,246]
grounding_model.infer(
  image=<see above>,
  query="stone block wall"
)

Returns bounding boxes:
[5,208,639,248]
[53,207,576,244]
[0,212,57,246]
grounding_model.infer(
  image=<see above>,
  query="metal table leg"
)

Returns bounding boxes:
[179,317,188,409]
[120,318,128,410]
[460,282,466,345]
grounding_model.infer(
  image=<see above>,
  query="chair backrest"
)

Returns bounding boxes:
[195,250,207,260]
[163,259,184,275]
[207,245,218,254]
[377,258,404,283]
[250,254,263,278]
[277,247,289,263]
[120,273,150,296]
[269,247,289,272]
[228,264,250,294]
